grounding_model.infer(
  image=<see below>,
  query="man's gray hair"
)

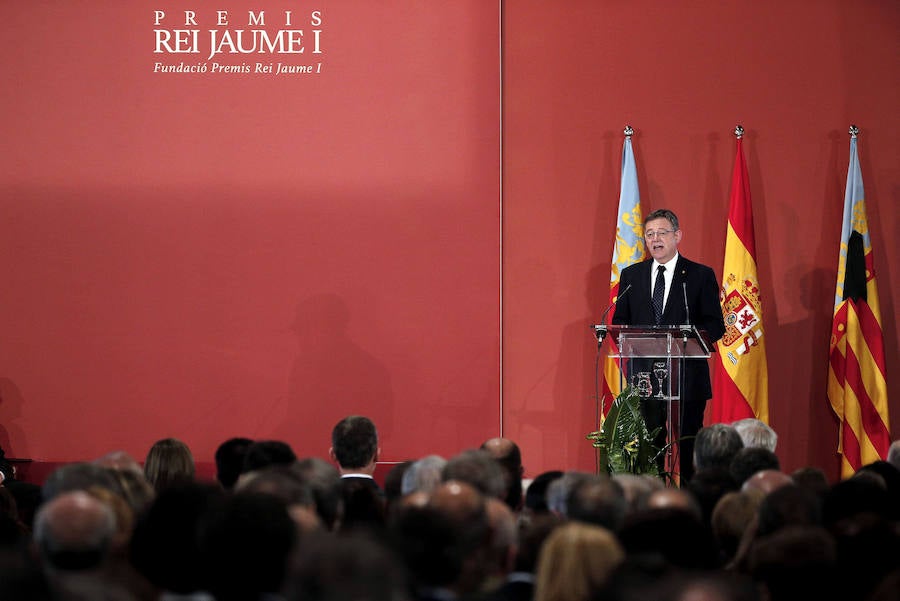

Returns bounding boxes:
[401,455,447,495]
[732,418,778,452]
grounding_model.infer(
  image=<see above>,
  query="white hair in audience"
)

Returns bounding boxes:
[731,418,777,452]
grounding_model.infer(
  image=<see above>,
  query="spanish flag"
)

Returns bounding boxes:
[711,128,769,424]
[600,127,645,419]
[827,127,890,478]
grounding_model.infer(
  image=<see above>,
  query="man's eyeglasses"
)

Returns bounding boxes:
[644,229,675,240]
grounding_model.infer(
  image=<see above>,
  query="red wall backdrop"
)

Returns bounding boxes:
[503,0,900,479]
[1,2,501,464]
[2,2,898,484]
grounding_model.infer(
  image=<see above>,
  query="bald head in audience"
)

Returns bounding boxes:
[430,480,485,521]
[93,450,144,475]
[427,480,492,596]
[646,487,703,521]
[481,438,525,510]
[742,470,793,496]
[34,490,117,571]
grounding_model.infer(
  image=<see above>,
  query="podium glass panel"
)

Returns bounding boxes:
[593,324,712,482]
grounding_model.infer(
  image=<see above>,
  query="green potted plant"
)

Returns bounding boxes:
[586,385,665,478]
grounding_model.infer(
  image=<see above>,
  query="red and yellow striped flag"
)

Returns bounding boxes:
[828,128,890,478]
[600,129,645,419]
[711,129,769,423]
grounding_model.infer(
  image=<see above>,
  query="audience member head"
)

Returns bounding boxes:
[143,437,195,494]
[401,454,447,496]
[694,424,744,472]
[856,461,900,519]
[442,449,506,500]
[729,447,781,486]
[748,526,837,601]
[613,473,665,516]
[566,474,628,532]
[546,471,590,517]
[293,457,343,531]
[106,468,155,517]
[645,487,702,522]
[42,462,120,503]
[214,437,254,490]
[236,465,315,509]
[619,506,719,571]
[741,469,792,496]
[601,553,675,601]
[711,491,763,563]
[513,513,562,575]
[830,514,900,601]
[241,439,297,475]
[484,497,518,587]
[524,470,564,515]
[684,467,738,527]
[383,460,413,510]
[84,485,134,556]
[756,483,821,537]
[389,501,464,593]
[427,480,492,595]
[533,521,624,601]
[33,490,116,572]
[481,437,525,510]
[286,530,409,601]
[200,492,298,601]
[887,439,900,472]
[731,418,777,451]
[823,473,891,526]
[665,572,760,601]
[130,482,225,594]
[93,450,143,475]
[396,490,430,510]
[790,466,830,498]
[391,480,490,596]
[330,416,379,473]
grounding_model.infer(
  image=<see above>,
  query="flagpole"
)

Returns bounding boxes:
[849,124,859,139]
[734,124,744,139]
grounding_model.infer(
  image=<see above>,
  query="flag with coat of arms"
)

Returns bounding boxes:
[600,126,645,420]
[711,126,769,424]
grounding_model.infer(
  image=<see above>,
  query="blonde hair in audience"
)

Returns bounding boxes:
[534,521,624,601]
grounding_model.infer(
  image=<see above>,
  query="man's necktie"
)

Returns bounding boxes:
[653,265,666,324]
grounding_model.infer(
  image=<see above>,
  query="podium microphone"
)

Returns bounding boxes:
[595,283,632,341]
[681,280,691,344]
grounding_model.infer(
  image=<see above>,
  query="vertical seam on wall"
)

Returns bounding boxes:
[498,0,504,438]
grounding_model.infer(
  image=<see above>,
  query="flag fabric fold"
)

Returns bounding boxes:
[827,133,890,478]
[711,135,769,424]
[600,134,645,420]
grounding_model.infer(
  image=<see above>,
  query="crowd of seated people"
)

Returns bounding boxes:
[1,422,899,601]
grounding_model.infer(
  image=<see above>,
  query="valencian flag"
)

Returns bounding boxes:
[600,126,645,418]
[827,126,890,478]
[711,127,769,424]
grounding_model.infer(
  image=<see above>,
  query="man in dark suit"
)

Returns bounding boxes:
[330,415,385,529]
[612,209,725,483]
